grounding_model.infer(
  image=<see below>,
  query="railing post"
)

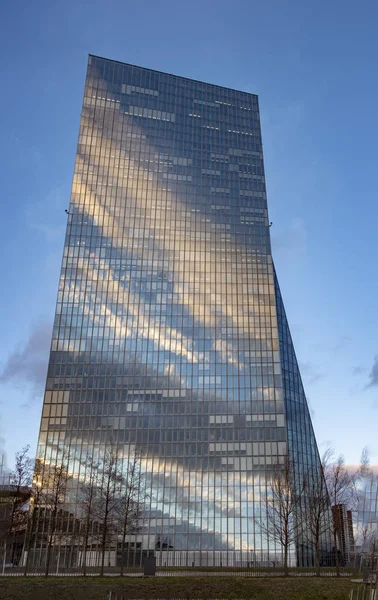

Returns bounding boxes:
[2,541,6,576]
[56,549,61,576]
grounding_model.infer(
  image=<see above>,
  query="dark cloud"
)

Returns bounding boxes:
[313,336,352,357]
[352,366,368,376]
[366,356,378,389]
[332,336,351,354]
[305,395,316,419]
[297,361,325,419]
[299,360,324,386]
[0,321,52,396]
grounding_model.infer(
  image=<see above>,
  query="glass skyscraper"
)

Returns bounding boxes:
[36,55,331,567]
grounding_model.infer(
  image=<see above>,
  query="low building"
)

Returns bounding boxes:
[332,504,354,564]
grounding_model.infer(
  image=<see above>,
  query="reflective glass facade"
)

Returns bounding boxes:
[354,470,378,550]
[37,55,330,566]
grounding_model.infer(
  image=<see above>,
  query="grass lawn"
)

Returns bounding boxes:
[0,575,357,600]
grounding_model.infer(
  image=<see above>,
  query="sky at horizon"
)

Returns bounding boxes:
[0,0,377,471]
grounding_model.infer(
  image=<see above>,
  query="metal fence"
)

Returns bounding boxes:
[349,588,377,600]
[0,565,360,577]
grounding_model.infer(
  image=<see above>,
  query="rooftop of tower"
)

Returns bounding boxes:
[89,54,259,99]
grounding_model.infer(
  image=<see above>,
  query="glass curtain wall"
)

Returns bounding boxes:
[35,55,331,568]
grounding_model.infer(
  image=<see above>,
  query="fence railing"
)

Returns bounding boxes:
[350,588,377,600]
[0,565,361,577]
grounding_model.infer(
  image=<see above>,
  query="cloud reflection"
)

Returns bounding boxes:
[45,70,282,556]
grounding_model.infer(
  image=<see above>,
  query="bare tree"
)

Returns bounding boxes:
[305,449,333,575]
[325,451,357,575]
[9,446,33,561]
[77,452,101,576]
[21,448,72,576]
[117,447,145,576]
[42,448,72,576]
[261,456,306,576]
[23,456,46,575]
[362,526,378,572]
[93,443,123,576]
[355,522,378,573]
[359,447,371,479]
[368,533,377,572]
[77,445,147,575]
[0,446,32,567]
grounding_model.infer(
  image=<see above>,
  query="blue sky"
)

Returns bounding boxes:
[1,0,377,470]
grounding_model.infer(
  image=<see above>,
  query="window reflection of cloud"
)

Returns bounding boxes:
[70,116,279,373]
[55,75,281,554]
[143,455,264,551]
[59,257,199,365]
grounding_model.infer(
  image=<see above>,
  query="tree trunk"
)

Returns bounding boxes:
[45,508,57,577]
[315,539,320,577]
[120,496,130,577]
[120,535,125,577]
[23,508,36,576]
[45,535,53,577]
[100,547,105,576]
[371,541,377,572]
[120,524,127,577]
[83,514,91,576]
[83,534,88,576]
[100,524,107,576]
[284,544,289,576]
[333,529,340,576]
[69,524,76,570]
[23,534,30,576]
[9,497,17,565]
